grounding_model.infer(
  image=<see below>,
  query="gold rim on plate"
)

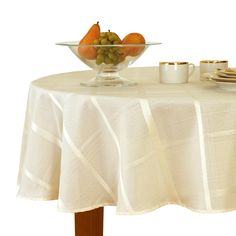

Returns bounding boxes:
[211,77,236,83]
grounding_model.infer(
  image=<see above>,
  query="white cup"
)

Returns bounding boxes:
[200,60,228,80]
[159,62,195,84]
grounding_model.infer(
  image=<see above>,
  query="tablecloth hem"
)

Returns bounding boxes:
[116,202,236,215]
[16,194,236,215]
[57,202,116,213]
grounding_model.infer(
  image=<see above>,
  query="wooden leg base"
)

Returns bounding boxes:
[75,207,104,236]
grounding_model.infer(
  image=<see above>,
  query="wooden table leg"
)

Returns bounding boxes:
[75,207,104,236]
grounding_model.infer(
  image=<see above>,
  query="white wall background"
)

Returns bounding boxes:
[1,0,236,235]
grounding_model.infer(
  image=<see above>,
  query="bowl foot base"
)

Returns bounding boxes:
[80,73,137,87]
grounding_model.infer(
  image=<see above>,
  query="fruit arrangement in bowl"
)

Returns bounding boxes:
[57,22,161,87]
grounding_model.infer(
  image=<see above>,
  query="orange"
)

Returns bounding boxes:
[122,33,146,57]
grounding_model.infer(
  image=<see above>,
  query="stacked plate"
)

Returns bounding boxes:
[211,68,236,91]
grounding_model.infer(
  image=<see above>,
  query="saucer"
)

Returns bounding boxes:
[218,68,236,76]
[211,76,236,83]
[216,71,236,78]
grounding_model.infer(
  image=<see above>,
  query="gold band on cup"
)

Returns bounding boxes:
[159,62,189,65]
[200,60,228,64]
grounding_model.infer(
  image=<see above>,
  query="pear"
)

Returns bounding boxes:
[78,22,100,60]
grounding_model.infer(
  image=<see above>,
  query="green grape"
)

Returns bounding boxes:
[113,40,121,45]
[115,47,122,54]
[104,56,112,64]
[96,54,105,65]
[103,49,109,55]
[107,32,119,42]
[96,58,102,65]
[108,52,118,61]
[96,48,102,54]
[98,38,104,44]
[113,60,119,65]
[100,32,107,38]
[97,54,105,60]
[101,39,111,45]
[107,31,112,37]
[93,39,100,45]
[109,47,116,53]
[108,35,116,42]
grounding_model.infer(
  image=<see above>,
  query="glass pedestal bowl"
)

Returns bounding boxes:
[57,41,161,87]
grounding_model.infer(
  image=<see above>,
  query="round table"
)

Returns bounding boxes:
[17,67,236,235]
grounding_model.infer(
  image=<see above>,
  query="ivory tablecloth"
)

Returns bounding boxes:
[17,67,236,214]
